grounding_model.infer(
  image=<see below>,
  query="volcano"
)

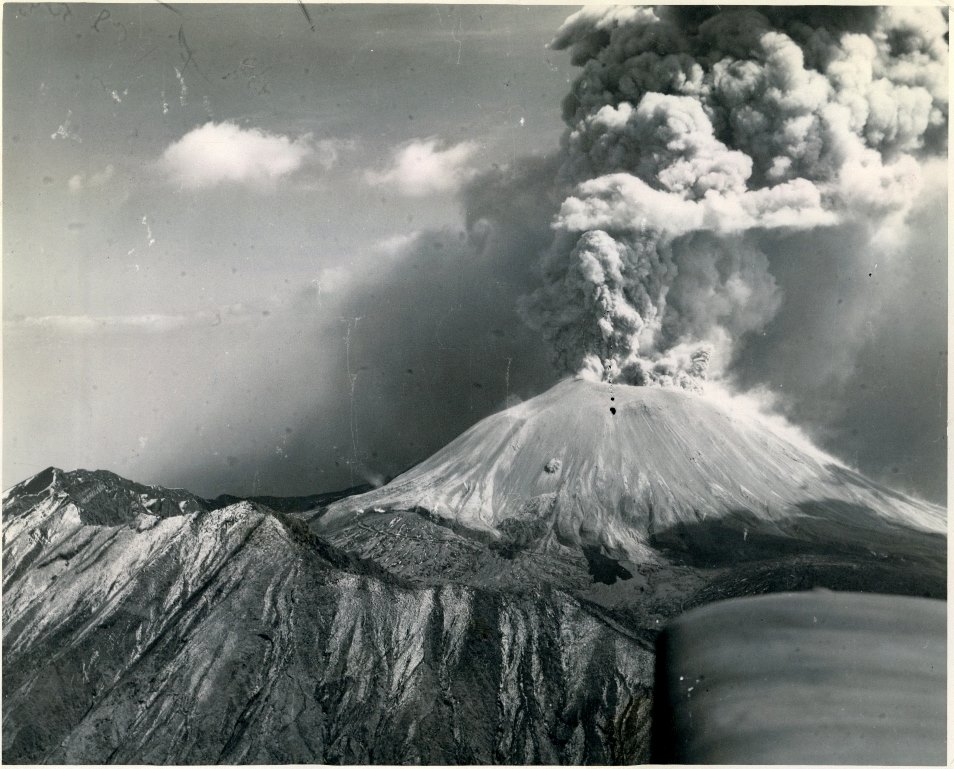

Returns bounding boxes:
[2,379,945,764]
[317,377,944,568]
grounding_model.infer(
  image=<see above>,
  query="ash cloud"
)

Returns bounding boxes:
[308,156,564,486]
[732,178,947,502]
[522,5,947,388]
[168,157,564,498]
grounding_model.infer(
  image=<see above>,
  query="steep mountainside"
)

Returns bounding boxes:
[3,468,654,764]
[2,379,946,764]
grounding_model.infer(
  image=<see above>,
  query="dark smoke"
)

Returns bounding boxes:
[521,5,947,387]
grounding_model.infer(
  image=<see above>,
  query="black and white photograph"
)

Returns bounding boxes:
[2,2,948,764]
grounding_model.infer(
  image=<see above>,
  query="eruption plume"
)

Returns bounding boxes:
[521,5,947,387]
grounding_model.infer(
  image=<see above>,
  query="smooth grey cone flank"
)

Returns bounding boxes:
[319,377,945,560]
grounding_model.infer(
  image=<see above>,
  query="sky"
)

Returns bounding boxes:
[3,3,948,504]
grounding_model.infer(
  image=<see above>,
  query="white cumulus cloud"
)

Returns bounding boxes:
[161,122,313,189]
[365,138,479,196]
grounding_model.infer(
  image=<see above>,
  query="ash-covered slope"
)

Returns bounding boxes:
[319,378,944,562]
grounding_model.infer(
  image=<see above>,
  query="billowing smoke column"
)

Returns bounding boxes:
[522,5,947,388]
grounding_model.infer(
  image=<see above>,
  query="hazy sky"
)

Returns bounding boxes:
[3,3,947,503]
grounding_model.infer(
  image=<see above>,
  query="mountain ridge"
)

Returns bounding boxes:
[2,467,657,763]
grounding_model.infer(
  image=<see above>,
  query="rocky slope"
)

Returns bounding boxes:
[3,467,654,764]
[2,379,946,764]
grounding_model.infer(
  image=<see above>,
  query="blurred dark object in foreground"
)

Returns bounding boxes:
[653,590,946,765]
